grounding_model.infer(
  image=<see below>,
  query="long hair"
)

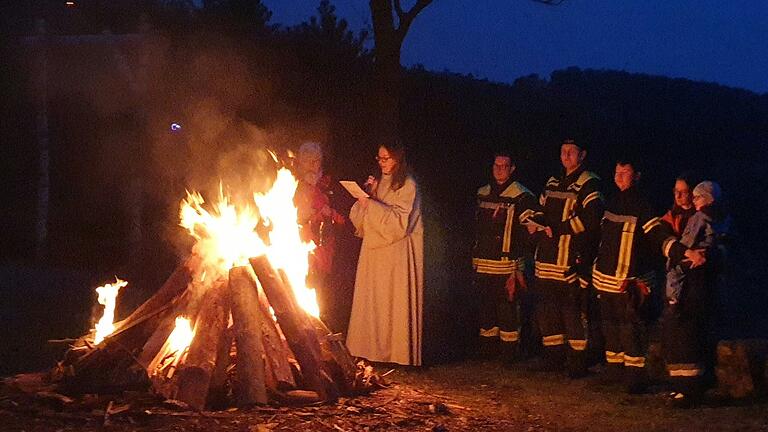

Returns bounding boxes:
[377,138,409,192]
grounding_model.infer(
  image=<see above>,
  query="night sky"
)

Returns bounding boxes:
[268,0,768,94]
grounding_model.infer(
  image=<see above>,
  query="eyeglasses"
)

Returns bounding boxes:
[375,156,393,162]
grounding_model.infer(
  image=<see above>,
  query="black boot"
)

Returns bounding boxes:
[501,342,521,367]
[625,367,648,394]
[478,336,500,360]
[566,349,589,379]
[529,345,565,372]
[596,362,624,385]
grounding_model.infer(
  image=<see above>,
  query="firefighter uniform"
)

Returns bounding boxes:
[532,166,604,375]
[473,178,537,361]
[592,185,674,392]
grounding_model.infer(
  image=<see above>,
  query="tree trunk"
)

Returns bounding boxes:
[369,0,404,141]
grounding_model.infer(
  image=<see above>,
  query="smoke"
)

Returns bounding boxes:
[139,35,331,259]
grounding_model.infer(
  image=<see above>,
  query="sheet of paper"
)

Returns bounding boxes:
[339,180,369,199]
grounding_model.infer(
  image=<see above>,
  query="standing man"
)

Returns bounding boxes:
[592,158,704,394]
[473,151,537,364]
[530,138,604,377]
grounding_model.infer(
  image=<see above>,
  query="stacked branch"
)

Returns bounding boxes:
[51,255,367,410]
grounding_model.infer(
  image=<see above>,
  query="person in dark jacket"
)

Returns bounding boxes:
[473,151,537,363]
[529,138,604,377]
[663,181,731,407]
[592,158,705,393]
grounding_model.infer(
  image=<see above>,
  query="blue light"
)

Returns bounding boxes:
[170,123,182,132]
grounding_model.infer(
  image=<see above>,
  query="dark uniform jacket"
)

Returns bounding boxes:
[472,178,537,275]
[592,185,676,293]
[532,166,604,285]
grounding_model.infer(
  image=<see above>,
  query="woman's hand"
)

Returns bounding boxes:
[364,176,378,195]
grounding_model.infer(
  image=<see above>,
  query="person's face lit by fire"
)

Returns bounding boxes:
[560,143,586,175]
[299,152,322,176]
[673,179,693,210]
[377,146,398,175]
[492,156,514,184]
[614,163,639,192]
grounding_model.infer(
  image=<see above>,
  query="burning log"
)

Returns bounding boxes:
[173,279,230,410]
[250,256,338,402]
[255,279,297,392]
[229,266,268,405]
[113,255,199,334]
[43,166,377,409]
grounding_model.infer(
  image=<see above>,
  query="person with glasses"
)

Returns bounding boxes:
[346,139,424,366]
[472,151,537,364]
[662,181,731,407]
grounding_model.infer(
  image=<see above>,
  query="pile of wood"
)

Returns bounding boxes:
[49,254,376,410]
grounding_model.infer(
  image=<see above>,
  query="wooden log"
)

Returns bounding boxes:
[309,315,356,393]
[277,270,355,393]
[229,266,268,405]
[113,255,199,333]
[208,328,234,410]
[173,279,229,410]
[249,256,337,401]
[254,273,297,391]
[72,289,188,374]
[137,312,179,371]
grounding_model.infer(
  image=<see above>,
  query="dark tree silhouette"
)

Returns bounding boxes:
[367,0,566,142]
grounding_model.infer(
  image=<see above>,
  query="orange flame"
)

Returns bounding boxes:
[149,316,195,378]
[179,167,319,317]
[93,277,128,344]
[254,168,319,317]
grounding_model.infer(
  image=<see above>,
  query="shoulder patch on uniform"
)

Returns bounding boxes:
[569,170,600,192]
[501,181,532,199]
[577,170,600,185]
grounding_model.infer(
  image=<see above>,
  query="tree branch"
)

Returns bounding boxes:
[394,0,433,45]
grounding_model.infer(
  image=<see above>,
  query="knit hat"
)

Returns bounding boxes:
[693,181,721,206]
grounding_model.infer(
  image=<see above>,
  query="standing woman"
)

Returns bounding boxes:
[346,140,424,366]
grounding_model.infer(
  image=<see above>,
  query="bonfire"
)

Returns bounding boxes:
[40,165,377,410]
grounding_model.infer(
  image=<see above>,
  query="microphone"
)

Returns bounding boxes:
[363,175,376,194]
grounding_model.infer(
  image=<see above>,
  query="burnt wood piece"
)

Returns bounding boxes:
[309,315,357,393]
[249,256,337,401]
[114,255,199,333]
[255,283,297,391]
[173,279,230,410]
[137,318,175,371]
[229,266,268,405]
[70,257,200,375]
[208,328,234,409]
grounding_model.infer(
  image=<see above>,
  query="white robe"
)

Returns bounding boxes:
[347,174,424,365]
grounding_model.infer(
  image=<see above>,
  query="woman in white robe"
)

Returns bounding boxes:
[346,142,424,366]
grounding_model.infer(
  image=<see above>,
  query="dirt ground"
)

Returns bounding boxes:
[3,358,768,432]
